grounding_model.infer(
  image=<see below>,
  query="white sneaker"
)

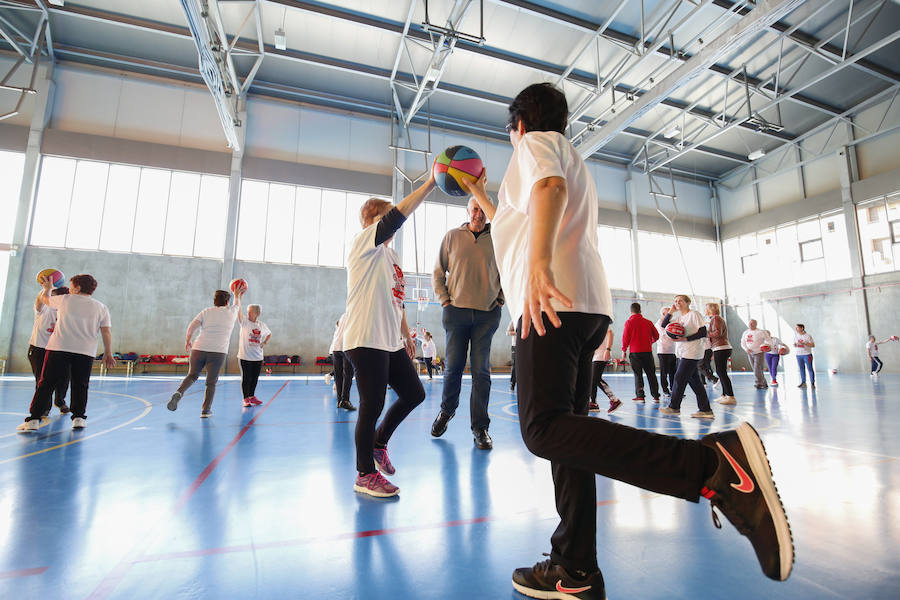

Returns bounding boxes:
[324,373,333,385]
[691,410,715,419]
[72,417,86,429]
[16,420,39,433]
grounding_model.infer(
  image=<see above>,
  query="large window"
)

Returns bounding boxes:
[857,192,900,275]
[236,180,386,267]
[0,150,26,244]
[597,225,634,291]
[636,231,723,297]
[30,156,228,258]
[402,201,468,274]
[723,210,852,302]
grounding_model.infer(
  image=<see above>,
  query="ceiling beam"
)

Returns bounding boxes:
[574,0,808,159]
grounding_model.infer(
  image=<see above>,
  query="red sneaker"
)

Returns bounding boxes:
[249,396,262,406]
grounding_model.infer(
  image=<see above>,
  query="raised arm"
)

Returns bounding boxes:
[459,170,496,221]
[37,276,53,307]
[521,176,572,339]
[395,173,436,219]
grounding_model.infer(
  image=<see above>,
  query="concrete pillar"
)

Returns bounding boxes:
[220,102,247,289]
[625,170,641,296]
[0,63,55,363]
[838,145,871,362]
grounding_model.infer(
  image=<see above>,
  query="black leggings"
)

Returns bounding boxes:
[699,349,717,382]
[516,312,710,574]
[423,357,434,378]
[590,360,615,402]
[657,353,676,394]
[28,350,93,421]
[240,359,262,398]
[28,345,69,406]
[333,350,355,403]
[713,349,734,396]
[346,347,425,475]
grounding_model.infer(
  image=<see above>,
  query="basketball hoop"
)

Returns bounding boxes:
[412,287,430,312]
[417,295,429,312]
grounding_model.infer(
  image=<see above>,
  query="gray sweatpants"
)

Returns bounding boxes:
[749,352,766,387]
[177,350,227,411]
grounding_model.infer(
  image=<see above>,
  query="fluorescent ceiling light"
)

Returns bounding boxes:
[48,0,65,6]
[274,27,286,50]
[748,149,766,161]
[662,126,680,139]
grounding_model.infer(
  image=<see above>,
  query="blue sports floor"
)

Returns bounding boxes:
[0,370,897,599]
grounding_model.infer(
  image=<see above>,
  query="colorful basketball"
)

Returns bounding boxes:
[760,343,772,353]
[36,268,65,288]
[891,335,899,342]
[230,278,248,293]
[778,346,789,355]
[433,145,483,197]
[665,322,685,338]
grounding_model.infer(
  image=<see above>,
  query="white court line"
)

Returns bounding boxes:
[793,439,900,461]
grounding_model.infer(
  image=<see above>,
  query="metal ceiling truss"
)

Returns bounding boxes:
[0,0,51,121]
[640,15,900,175]
[179,0,265,150]
[718,83,899,188]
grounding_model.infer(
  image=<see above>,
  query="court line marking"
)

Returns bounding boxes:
[793,440,900,461]
[0,391,153,465]
[0,566,49,579]
[86,381,289,600]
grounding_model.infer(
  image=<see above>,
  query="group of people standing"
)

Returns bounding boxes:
[741,320,816,389]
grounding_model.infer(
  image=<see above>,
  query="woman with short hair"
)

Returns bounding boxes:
[168,287,244,417]
[237,303,270,407]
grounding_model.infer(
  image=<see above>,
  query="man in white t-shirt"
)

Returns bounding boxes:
[741,320,768,389]
[18,274,114,432]
[168,287,244,417]
[237,304,271,407]
[793,324,816,388]
[27,285,72,416]
[459,83,792,597]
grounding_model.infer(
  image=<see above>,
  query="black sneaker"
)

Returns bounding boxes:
[56,402,70,415]
[512,558,606,599]
[700,422,794,581]
[431,411,453,437]
[337,399,357,411]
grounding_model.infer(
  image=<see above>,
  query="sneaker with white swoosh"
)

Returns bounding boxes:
[511,558,606,599]
[700,422,794,581]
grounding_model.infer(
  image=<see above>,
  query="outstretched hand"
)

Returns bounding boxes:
[521,262,572,339]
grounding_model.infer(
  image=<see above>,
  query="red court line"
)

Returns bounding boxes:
[135,516,497,564]
[0,566,49,579]
[86,382,289,600]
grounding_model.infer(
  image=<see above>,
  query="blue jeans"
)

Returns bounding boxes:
[796,354,815,384]
[440,305,501,431]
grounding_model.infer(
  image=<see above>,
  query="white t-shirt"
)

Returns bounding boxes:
[741,329,766,354]
[492,131,613,324]
[794,333,814,356]
[329,315,346,353]
[765,336,784,355]
[656,319,676,354]
[237,318,271,361]
[190,305,239,354]
[673,310,705,360]
[422,339,436,358]
[867,340,879,358]
[29,304,58,348]
[342,223,406,353]
[45,294,111,357]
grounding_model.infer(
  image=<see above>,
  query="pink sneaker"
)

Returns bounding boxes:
[607,398,622,414]
[242,398,252,407]
[354,472,399,497]
[373,447,396,475]
[249,396,262,406]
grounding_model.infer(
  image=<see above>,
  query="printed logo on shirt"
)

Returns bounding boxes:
[46,323,55,334]
[249,328,262,346]
[391,264,406,308]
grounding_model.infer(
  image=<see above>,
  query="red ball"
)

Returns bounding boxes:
[778,346,789,355]
[760,343,772,353]
[665,322,685,338]
[230,278,248,293]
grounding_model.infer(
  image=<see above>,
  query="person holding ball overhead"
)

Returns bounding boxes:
[459,82,792,599]
[168,286,244,417]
